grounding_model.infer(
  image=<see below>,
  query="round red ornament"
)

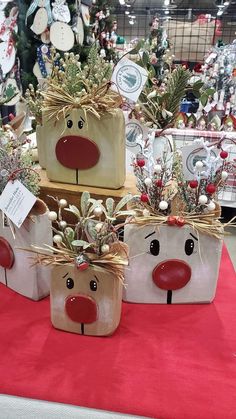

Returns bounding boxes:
[206,183,216,194]
[220,150,228,159]
[140,193,149,203]
[189,180,198,189]
[137,159,145,167]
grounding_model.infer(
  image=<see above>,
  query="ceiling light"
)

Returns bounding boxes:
[125,10,130,14]
[130,14,136,18]
[217,9,224,15]
[164,0,170,5]
[164,9,169,14]
[129,19,135,25]
[224,1,230,5]
[119,0,126,5]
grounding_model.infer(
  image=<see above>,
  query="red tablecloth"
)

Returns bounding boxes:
[0,245,236,419]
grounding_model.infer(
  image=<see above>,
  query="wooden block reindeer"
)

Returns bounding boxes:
[124,134,234,304]
[0,199,52,300]
[32,192,132,336]
[41,48,126,189]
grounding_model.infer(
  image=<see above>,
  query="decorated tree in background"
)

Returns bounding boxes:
[16,0,94,92]
[89,0,118,61]
[148,16,171,83]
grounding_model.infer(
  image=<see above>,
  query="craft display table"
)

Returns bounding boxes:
[0,246,236,419]
[38,169,137,220]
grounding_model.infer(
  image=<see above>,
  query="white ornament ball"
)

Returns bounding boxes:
[95,222,103,232]
[59,220,67,229]
[198,195,208,205]
[144,177,152,187]
[221,171,228,181]
[101,244,110,254]
[159,200,168,211]
[143,209,150,217]
[53,234,63,244]
[195,160,204,169]
[48,211,58,221]
[154,164,162,173]
[207,201,216,212]
[94,206,103,217]
[59,199,68,208]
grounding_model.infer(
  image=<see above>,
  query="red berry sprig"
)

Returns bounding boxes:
[220,150,228,159]
[189,180,198,189]
[206,183,216,194]
[136,159,145,167]
[140,193,149,203]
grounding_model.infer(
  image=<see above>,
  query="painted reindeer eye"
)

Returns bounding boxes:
[90,280,97,291]
[78,120,83,129]
[67,119,73,128]
[185,239,194,256]
[150,239,160,256]
[66,278,74,289]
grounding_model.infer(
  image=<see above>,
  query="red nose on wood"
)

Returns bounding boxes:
[0,237,14,269]
[56,136,100,170]
[65,295,98,324]
[152,259,191,290]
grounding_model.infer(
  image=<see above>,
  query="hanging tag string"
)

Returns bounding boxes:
[8,167,41,183]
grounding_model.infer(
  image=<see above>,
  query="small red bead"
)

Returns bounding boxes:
[78,261,89,271]
[140,193,149,203]
[155,179,163,187]
[189,180,198,189]
[167,216,176,226]
[206,183,216,194]
[176,217,185,227]
[137,159,145,167]
[220,150,228,159]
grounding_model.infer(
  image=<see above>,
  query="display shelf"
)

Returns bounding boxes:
[39,169,137,220]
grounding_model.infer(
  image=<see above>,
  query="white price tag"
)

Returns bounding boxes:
[0,180,36,228]
[111,58,148,103]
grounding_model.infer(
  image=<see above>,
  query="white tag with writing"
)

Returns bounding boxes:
[111,58,148,102]
[0,180,36,228]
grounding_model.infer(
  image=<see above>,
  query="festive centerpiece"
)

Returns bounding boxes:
[0,123,52,300]
[29,192,133,336]
[38,46,125,188]
[124,133,236,304]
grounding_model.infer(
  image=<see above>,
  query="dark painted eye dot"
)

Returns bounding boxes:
[67,119,73,128]
[150,239,160,256]
[78,120,83,129]
[90,280,97,291]
[66,278,74,289]
[185,239,194,256]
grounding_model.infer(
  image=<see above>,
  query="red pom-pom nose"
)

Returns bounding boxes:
[56,136,100,170]
[152,259,191,290]
[65,295,98,324]
[0,237,14,269]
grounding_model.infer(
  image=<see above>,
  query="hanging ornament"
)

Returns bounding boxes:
[26,0,53,35]
[0,41,16,75]
[81,3,90,27]
[50,21,74,51]
[40,27,50,43]
[2,78,21,106]
[52,0,70,23]
[0,6,18,42]
[74,15,84,45]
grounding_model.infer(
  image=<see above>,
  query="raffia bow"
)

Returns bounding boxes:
[42,82,123,121]
[131,213,236,240]
[25,241,129,284]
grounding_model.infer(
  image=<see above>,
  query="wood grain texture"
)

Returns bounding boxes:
[38,169,137,223]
